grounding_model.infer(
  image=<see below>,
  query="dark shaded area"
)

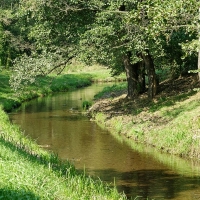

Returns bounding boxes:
[0,73,10,93]
[0,73,18,111]
[84,168,200,200]
[0,188,40,200]
[90,74,200,119]
[0,97,20,112]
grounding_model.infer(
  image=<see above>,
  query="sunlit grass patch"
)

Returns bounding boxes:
[64,63,126,82]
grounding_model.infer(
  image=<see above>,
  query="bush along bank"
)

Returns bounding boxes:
[89,79,200,159]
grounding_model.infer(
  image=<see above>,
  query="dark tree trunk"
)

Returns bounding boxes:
[142,51,158,99]
[138,60,146,93]
[123,53,140,99]
[198,7,200,81]
[198,49,200,81]
[119,4,146,96]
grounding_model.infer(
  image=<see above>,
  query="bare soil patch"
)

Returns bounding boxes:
[90,74,200,117]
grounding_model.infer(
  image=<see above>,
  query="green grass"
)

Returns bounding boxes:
[0,65,125,111]
[0,70,93,111]
[64,63,126,82]
[0,68,127,199]
[0,108,126,199]
[92,84,200,158]
[94,82,127,99]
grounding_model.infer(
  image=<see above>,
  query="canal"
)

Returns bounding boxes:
[9,83,200,199]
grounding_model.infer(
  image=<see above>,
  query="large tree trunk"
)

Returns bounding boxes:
[198,49,200,81]
[142,50,158,99]
[123,53,140,99]
[138,60,146,93]
[198,7,200,80]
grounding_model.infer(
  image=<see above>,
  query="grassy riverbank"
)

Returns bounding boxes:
[0,65,125,112]
[0,69,127,199]
[0,70,93,112]
[89,75,200,159]
[0,108,126,199]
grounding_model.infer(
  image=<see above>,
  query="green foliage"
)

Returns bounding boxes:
[0,0,199,92]
[6,0,98,89]
[0,70,93,111]
[81,0,199,78]
[82,100,92,110]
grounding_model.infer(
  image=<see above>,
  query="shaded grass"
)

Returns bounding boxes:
[149,90,196,113]
[94,82,127,100]
[0,71,20,111]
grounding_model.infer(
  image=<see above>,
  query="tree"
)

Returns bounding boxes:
[198,7,200,80]
[0,0,31,69]
[147,0,199,78]
[81,0,199,99]
[81,1,161,99]
[8,0,200,96]
[10,0,97,91]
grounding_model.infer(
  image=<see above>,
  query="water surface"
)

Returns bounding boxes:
[10,83,200,199]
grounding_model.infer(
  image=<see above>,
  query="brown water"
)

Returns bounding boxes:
[9,83,200,200]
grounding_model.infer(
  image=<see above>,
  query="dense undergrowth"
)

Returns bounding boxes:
[0,69,127,200]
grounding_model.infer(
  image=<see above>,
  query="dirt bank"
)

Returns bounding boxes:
[89,74,200,158]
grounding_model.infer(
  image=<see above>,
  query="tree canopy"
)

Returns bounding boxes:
[0,0,199,98]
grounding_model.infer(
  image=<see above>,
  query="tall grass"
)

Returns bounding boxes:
[0,68,128,199]
[0,106,127,199]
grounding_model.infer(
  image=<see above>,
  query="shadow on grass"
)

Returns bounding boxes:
[0,97,20,112]
[106,90,197,118]
[148,90,197,113]
[85,168,200,200]
[0,73,10,93]
[0,188,40,200]
[161,99,200,118]
[0,135,75,180]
